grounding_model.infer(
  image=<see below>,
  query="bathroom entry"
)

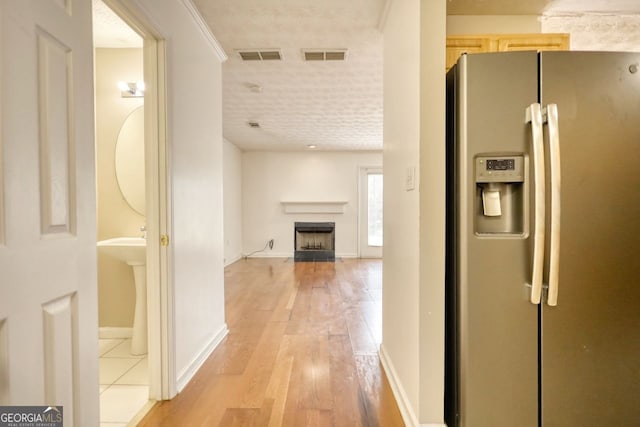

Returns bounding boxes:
[94,3,148,424]
[93,0,170,423]
[95,50,145,339]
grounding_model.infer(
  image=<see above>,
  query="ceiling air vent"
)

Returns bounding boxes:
[237,49,282,61]
[303,49,348,61]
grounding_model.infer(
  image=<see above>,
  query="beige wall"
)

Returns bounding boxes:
[447,15,542,34]
[95,48,145,328]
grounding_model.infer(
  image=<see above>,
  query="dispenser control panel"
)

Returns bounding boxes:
[486,159,515,170]
[475,156,524,183]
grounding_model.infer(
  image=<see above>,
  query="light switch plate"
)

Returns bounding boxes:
[406,167,416,191]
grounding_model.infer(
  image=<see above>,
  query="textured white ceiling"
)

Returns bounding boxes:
[92,0,142,48]
[93,0,640,151]
[545,0,640,14]
[448,0,640,15]
[193,0,386,151]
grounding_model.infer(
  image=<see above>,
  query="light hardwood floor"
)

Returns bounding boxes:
[139,258,404,426]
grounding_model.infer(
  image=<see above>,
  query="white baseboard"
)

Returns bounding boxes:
[379,345,448,427]
[176,323,228,392]
[224,254,243,267]
[99,327,133,339]
[243,252,292,259]
[379,344,420,427]
[339,253,359,258]
[242,252,360,259]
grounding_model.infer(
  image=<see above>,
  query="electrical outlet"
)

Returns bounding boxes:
[268,239,274,250]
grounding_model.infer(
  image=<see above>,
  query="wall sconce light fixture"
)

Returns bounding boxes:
[118,81,145,98]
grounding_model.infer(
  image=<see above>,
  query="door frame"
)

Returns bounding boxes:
[358,166,383,258]
[100,0,174,400]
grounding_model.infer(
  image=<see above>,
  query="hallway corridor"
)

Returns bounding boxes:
[140,258,404,426]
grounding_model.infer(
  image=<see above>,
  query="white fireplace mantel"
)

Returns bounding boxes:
[280,201,348,214]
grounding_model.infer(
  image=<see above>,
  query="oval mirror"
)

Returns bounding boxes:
[115,106,145,215]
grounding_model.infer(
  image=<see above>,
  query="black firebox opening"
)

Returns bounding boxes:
[294,222,335,262]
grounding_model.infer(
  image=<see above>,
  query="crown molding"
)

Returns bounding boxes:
[378,0,393,32]
[181,0,228,62]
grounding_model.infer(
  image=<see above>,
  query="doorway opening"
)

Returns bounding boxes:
[93,0,171,424]
[359,167,383,258]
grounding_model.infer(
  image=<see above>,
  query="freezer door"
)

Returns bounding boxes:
[450,51,539,427]
[540,51,640,426]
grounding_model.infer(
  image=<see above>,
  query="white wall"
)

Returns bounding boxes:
[242,151,382,258]
[447,15,541,34]
[223,139,243,265]
[382,0,447,426]
[381,0,421,424]
[419,0,447,423]
[129,0,227,394]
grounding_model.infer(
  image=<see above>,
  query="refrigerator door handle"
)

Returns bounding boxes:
[546,104,561,306]
[526,103,545,304]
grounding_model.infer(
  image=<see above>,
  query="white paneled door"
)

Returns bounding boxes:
[0,1,99,425]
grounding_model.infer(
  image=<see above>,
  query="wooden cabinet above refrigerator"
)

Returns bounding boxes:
[446,33,570,71]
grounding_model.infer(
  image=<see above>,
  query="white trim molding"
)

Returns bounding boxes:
[242,253,358,260]
[180,0,228,62]
[377,0,393,32]
[99,327,133,339]
[339,253,358,259]
[176,323,228,392]
[224,254,243,267]
[379,344,419,427]
[244,252,292,259]
[280,200,348,214]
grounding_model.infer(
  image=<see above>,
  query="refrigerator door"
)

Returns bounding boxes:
[450,51,539,427]
[540,51,640,426]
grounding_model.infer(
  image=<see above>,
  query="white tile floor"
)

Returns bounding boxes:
[99,338,150,426]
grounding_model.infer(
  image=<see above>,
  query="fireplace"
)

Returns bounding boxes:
[294,222,335,262]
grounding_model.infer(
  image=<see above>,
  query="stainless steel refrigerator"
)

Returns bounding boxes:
[445,51,640,427]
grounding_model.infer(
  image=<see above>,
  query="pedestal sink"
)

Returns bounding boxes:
[97,237,147,355]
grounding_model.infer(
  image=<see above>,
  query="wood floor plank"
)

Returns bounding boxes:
[359,300,383,346]
[217,399,273,427]
[269,285,296,322]
[344,306,379,356]
[293,409,333,427]
[139,258,405,426]
[202,329,264,375]
[236,321,288,408]
[328,334,363,427]
[281,334,332,416]
[265,350,294,427]
[218,408,262,427]
[355,355,405,427]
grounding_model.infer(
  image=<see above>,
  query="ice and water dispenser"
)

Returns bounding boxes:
[475,155,525,235]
